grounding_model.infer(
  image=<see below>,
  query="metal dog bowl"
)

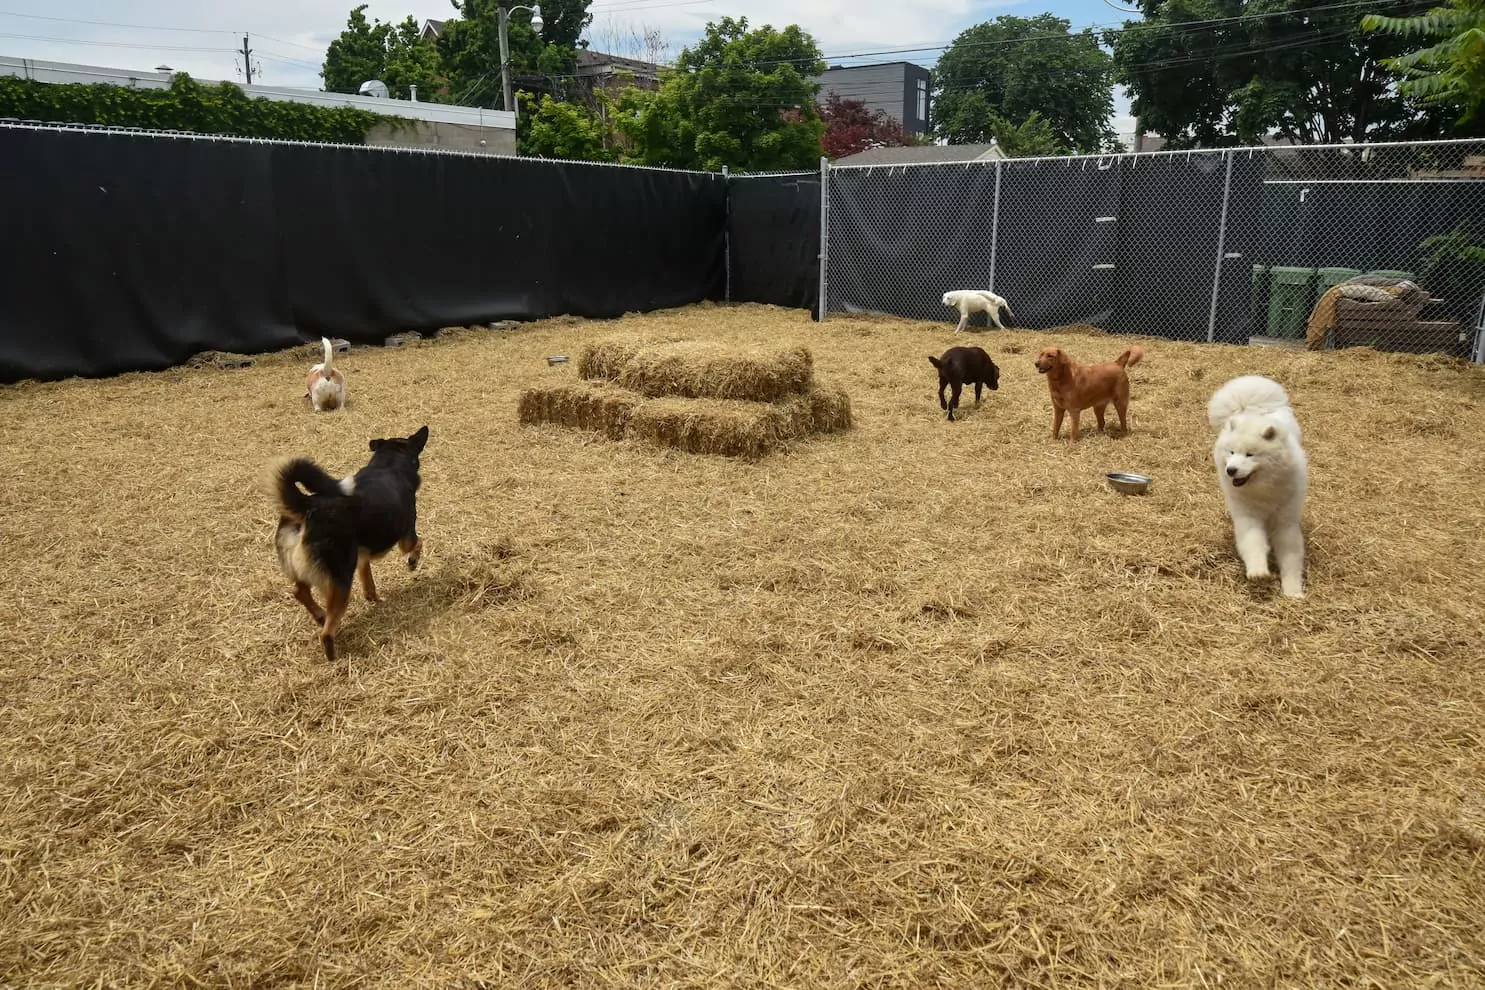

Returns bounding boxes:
[1107,471,1152,495]
[546,354,569,366]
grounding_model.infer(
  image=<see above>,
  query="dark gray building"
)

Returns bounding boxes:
[815,62,931,138]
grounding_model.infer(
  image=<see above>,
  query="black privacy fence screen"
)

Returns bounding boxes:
[4,125,1482,384]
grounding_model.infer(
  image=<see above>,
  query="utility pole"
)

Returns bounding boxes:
[497,4,542,114]
[497,10,511,113]
[241,34,254,85]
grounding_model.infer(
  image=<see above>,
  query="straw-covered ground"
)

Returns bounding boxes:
[2,302,1483,988]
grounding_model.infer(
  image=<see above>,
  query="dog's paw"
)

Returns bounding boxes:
[1245,565,1273,581]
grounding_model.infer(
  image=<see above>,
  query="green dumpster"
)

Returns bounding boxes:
[1317,266,1363,292]
[1251,265,1270,329]
[1267,266,1316,339]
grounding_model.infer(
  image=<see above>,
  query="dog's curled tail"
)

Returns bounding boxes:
[275,457,345,520]
[319,337,336,375]
[1116,345,1144,369]
[1207,374,1291,427]
[927,355,942,369]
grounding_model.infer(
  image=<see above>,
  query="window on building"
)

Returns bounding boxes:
[915,77,929,130]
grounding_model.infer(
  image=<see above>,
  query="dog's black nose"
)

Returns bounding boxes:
[1226,466,1237,476]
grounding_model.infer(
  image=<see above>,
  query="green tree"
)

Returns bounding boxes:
[517,89,612,159]
[436,0,593,108]
[384,17,450,100]
[322,5,448,100]
[986,110,1065,157]
[613,16,825,171]
[933,15,1114,153]
[1364,0,1485,124]
[1107,0,1442,146]
[322,5,387,95]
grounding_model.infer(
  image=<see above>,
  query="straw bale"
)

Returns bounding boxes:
[525,382,852,459]
[800,384,853,433]
[627,397,793,459]
[2,300,1484,988]
[579,336,815,402]
[517,381,640,439]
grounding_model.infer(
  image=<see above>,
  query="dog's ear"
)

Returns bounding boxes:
[1262,425,1276,441]
[408,425,430,453]
[928,356,941,368]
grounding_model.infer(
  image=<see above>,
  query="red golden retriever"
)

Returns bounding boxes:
[1033,344,1144,444]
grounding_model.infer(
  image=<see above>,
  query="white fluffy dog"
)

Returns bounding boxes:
[942,289,1014,333]
[1207,375,1309,598]
[305,337,347,412]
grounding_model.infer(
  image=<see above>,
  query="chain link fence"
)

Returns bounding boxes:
[819,139,1485,362]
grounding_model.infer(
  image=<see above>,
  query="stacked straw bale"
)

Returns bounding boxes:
[516,382,638,440]
[579,339,816,402]
[521,337,852,458]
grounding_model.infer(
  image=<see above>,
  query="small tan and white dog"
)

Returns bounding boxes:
[942,289,1015,333]
[305,337,347,412]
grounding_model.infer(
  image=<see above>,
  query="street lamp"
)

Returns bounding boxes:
[498,3,542,114]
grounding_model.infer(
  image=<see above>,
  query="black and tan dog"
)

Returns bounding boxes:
[273,425,429,662]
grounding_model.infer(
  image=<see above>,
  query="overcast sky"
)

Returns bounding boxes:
[0,0,1137,136]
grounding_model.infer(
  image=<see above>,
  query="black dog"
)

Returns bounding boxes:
[928,346,1000,421]
[273,425,429,662]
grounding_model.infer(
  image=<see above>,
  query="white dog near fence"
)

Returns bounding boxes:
[1207,374,1310,598]
[942,289,1015,333]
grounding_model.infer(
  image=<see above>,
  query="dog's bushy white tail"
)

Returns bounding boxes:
[320,337,335,373]
[1207,375,1290,427]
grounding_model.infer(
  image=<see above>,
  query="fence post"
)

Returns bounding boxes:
[721,164,731,303]
[1474,291,1485,364]
[1207,150,1235,344]
[988,159,1003,292]
[818,155,831,322]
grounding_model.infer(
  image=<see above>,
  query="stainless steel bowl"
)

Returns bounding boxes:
[546,355,569,366]
[1106,471,1152,495]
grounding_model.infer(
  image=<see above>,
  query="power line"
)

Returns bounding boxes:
[0,10,239,34]
[575,24,1382,114]
[253,33,330,56]
[589,0,715,10]
[0,32,235,53]
[254,50,324,71]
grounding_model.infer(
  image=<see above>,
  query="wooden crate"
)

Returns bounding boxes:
[1332,298,1468,357]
